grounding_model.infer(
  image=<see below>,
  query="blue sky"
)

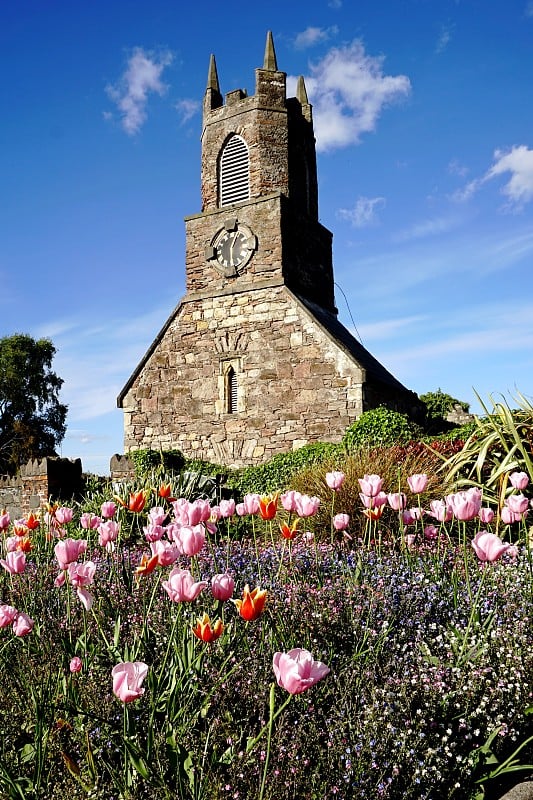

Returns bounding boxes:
[2,0,533,475]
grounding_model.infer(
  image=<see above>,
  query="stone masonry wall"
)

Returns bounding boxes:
[122,285,364,467]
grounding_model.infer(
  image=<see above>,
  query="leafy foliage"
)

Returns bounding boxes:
[342,406,424,451]
[226,441,341,497]
[128,449,186,479]
[420,388,470,420]
[441,392,533,502]
[0,334,67,474]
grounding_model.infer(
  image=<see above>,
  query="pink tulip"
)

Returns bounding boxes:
[55,507,74,525]
[162,568,207,602]
[5,536,18,552]
[143,522,166,542]
[80,512,101,530]
[509,471,529,490]
[272,648,330,695]
[173,498,211,526]
[0,550,26,575]
[67,561,96,588]
[70,656,82,673]
[150,539,179,566]
[211,573,235,601]
[13,612,34,637]
[98,520,120,548]
[294,494,320,518]
[448,488,482,521]
[424,525,439,541]
[171,524,206,556]
[237,493,261,516]
[472,531,510,562]
[428,499,453,523]
[54,538,88,570]
[0,511,10,531]
[76,588,94,611]
[280,491,299,513]
[326,471,345,491]
[148,506,167,526]
[219,499,236,518]
[101,501,117,519]
[358,474,383,497]
[501,506,522,525]
[333,513,350,531]
[506,494,529,515]
[387,492,406,511]
[478,507,495,524]
[112,661,148,703]
[0,604,18,628]
[360,491,388,509]
[407,474,428,494]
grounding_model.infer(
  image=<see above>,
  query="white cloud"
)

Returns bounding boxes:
[453,145,533,208]
[486,145,533,207]
[338,195,386,227]
[329,0,342,7]
[175,98,200,124]
[525,1,533,17]
[106,47,173,135]
[294,26,338,50]
[302,40,411,152]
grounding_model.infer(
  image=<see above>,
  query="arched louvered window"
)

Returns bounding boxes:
[220,135,250,207]
[226,366,238,414]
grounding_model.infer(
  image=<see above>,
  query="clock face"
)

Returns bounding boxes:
[216,230,249,269]
[209,222,257,276]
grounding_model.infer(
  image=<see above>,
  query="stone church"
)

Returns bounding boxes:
[118,33,422,467]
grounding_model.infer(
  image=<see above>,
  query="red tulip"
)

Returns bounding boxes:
[259,494,278,520]
[192,613,224,643]
[234,584,267,621]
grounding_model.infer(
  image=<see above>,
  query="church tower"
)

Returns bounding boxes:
[118,33,421,466]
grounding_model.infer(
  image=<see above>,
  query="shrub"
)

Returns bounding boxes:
[343,407,424,451]
[227,442,341,497]
[129,448,186,479]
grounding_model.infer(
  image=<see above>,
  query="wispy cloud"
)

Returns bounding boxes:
[338,196,386,227]
[448,158,469,177]
[394,215,460,242]
[294,26,338,50]
[44,304,173,423]
[106,47,173,135]
[525,1,533,18]
[435,24,453,54]
[453,145,533,208]
[175,98,200,124]
[300,40,411,152]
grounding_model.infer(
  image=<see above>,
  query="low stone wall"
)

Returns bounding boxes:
[0,457,83,519]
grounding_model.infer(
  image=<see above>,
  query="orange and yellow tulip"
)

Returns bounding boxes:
[259,493,278,520]
[192,613,224,643]
[234,584,267,621]
[135,553,159,578]
[279,518,300,540]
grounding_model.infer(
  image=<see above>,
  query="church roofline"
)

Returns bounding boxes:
[117,284,413,409]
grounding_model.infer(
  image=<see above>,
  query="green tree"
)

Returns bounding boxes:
[0,334,67,474]
[420,388,469,420]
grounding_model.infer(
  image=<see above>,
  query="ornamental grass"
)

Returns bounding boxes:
[0,467,532,800]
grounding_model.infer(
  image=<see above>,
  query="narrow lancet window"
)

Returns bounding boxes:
[226,366,238,414]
